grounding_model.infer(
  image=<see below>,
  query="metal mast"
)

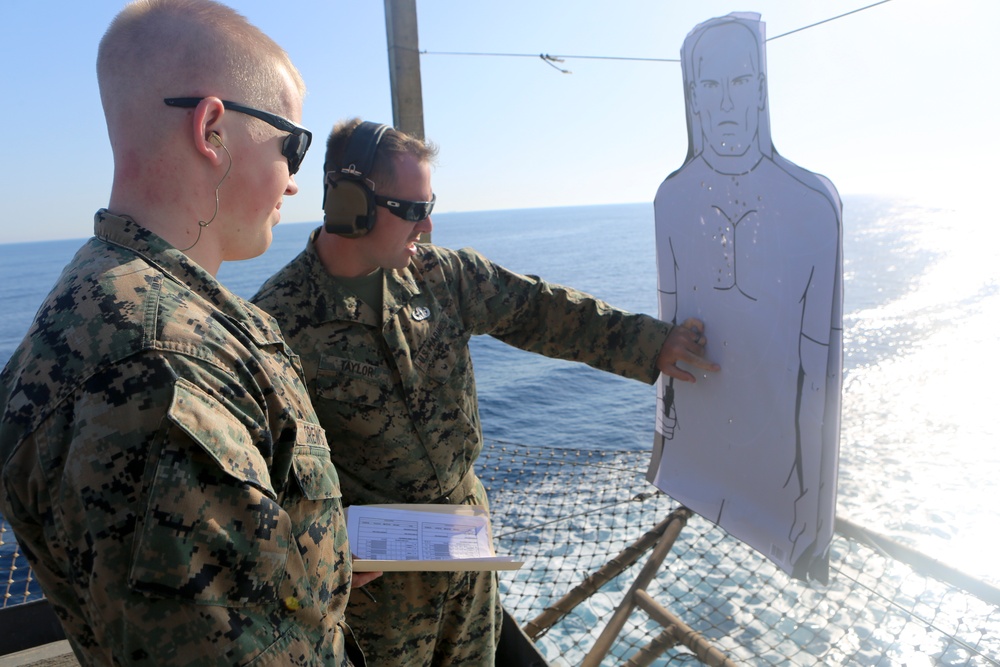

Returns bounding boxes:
[383,0,425,140]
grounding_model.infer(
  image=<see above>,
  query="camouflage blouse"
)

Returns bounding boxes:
[253,230,672,508]
[0,212,355,666]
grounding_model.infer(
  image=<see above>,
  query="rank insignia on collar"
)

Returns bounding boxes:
[411,306,431,321]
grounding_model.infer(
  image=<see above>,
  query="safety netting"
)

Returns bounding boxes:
[3,440,999,666]
[480,442,1000,666]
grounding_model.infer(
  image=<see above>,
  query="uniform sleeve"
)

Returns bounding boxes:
[2,354,340,666]
[447,247,672,384]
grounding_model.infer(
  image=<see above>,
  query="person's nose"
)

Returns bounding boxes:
[417,215,433,235]
[285,173,299,196]
[721,81,735,112]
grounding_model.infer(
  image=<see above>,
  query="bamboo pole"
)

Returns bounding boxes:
[523,508,690,640]
[632,590,738,667]
[622,628,680,667]
[580,509,692,667]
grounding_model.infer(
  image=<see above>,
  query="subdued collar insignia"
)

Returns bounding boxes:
[411,306,431,321]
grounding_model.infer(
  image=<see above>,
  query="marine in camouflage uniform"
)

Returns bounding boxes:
[0,212,357,666]
[253,230,673,665]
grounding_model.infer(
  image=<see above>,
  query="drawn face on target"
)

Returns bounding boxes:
[688,22,766,161]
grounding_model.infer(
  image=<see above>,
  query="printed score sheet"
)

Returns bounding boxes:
[347,504,523,572]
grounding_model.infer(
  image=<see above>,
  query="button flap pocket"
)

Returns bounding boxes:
[414,318,461,384]
[130,378,289,605]
[315,354,390,407]
[168,378,275,498]
[292,421,341,501]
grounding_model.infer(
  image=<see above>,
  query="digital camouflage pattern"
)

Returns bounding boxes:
[252,230,672,665]
[347,559,499,665]
[0,212,357,667]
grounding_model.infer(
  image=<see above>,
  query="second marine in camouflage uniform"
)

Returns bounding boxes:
[253,232,673,663]
[0,213,357,666]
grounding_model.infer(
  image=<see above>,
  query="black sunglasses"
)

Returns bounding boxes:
[374,193,436,222]
[163,97,312,175]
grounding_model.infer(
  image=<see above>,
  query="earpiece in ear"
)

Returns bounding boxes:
[208,132,223,147]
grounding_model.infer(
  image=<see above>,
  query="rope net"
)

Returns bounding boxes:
[3,441,999,665]
[479,442,1000,666]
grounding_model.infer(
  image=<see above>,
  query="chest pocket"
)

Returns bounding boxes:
[313,354,391,408]
[413,316,466,385]
[291,420,341,500]
[129,379,289,606]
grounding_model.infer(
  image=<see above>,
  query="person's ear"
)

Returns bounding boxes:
[757,73,767,111]
[688,81,700,114]
[191,97,227,164]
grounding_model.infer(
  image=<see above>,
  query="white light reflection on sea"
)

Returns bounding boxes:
[838,197,1000,587]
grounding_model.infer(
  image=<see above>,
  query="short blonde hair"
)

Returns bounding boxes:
[97,0,304,120]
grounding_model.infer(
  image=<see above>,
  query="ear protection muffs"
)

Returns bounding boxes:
[323,121,390,238]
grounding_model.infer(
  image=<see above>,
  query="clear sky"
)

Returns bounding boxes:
[1,0,996,244]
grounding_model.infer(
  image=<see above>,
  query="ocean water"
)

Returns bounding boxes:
[2,197,998,609]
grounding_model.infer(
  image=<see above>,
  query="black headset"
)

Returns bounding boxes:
[323,121,391,238]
